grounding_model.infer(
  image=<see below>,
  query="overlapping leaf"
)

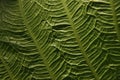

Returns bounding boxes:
[0,0,120,80]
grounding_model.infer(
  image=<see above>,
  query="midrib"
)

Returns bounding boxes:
[18,0,54,79]
[60,0,99,80]
[110,0,120,41]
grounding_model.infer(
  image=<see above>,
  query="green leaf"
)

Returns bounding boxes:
[0,0,120,80]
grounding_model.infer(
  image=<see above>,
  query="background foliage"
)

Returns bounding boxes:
[0,0,120,80]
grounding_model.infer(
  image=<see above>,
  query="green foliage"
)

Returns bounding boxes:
[0,0,120,80]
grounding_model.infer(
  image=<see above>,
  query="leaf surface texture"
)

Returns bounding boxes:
[0,0,120,80]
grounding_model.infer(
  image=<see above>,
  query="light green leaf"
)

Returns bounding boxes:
[0,0,120,80]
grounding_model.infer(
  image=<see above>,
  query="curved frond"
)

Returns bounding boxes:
[0,0,120,80]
